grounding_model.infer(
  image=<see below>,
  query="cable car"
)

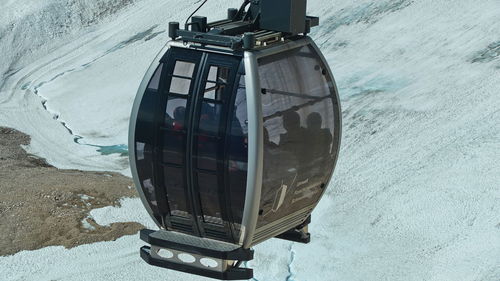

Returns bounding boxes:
[129,0,341,279]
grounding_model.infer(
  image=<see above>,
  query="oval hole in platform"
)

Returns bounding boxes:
[200,258,218,268]
[178,253,196,263]
[157,249,174,259]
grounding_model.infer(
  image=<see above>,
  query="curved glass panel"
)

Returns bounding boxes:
[134,48,247,242]
[193,62,245,233]
[162,97,187,165]
[227,76,248,232]
[161,59,197,219]
[135,64,164,218]
[257,45,337,228]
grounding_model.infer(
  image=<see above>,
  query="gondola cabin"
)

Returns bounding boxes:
[129,0,341,279]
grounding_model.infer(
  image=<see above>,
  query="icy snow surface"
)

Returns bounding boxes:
[1,0,500,280]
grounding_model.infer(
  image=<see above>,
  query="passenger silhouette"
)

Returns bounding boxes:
[278,111,307,179]
[200,103,218,134]
[279,111,306,147]
[172,106,186,130]
[306,112,333,177]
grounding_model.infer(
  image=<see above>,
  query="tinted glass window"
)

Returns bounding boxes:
[135,64,164,216]
[164,166,191,218]
[199,103,222,135]
[194,65,248,236]
[135,142,157,208]
[197,172,223,223]
[162,131,184,165]
[204,65,229,101]
[169,60,196,95]
[196,137,218,171]
[173,61,195,77]
[165,97,187,129]
[195,100,223,172]
[170,77,191,95]
[204,82,225,100]
[161,59,197,221]
[136,50,247,240]
[227,76,248,227]
[147,64,163,90]
[207,66,229,83]
[257,45,336,228]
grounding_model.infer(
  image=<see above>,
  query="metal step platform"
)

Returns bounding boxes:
[140,229,254,280]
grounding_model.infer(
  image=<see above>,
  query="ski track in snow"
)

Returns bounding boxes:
[1,0,500,280]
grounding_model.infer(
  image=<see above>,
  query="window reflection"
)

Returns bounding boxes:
[196,101,222,171]
[207,66,229,83]
[136,142,146,160]
[204,83,225,100]
[196,137,218,171]
[135,64,163,216]
[147,64,163,90]
[164,166,190,218]
[170,77,191,95]
[227,76,248,227]
[258,45,335,227]
[173,61,195,78]
[197,172,222,222]
[162,131,184,165]
[143,178,157,207]
[204,65,229,101]
[165,97,187,129]
[199,103,221,135]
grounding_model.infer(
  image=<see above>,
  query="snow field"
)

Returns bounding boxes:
[0,0,499,280]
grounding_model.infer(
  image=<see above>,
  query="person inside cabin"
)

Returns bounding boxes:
[163,106,186,165]
[279,111,305,147]
[306,112,332,179]
[172,106,186,130]
[279,110,308,182]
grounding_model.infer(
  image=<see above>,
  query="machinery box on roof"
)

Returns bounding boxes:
[260,0,307,34]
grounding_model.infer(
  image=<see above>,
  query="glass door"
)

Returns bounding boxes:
[155,47,246,243]
[156,47,203,235]
[191,53,243,242]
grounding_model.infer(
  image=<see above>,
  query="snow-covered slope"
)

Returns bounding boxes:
[1,0,499,280]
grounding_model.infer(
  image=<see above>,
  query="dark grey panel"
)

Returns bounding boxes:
[260,0,307,34]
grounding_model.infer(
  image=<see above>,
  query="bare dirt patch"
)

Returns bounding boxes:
[0,127,143,256]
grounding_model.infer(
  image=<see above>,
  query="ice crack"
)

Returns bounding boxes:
[285,243,296,281]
